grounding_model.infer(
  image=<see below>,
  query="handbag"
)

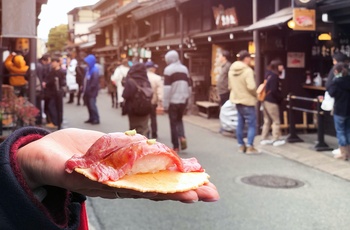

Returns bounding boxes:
[321,91,334,111]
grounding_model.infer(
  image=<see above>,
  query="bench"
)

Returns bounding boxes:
[196,101,220,119]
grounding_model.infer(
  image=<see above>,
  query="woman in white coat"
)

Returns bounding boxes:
[111,58,130,108]
[66,52,79,103]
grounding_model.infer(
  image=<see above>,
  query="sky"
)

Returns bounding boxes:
[37,0,99,39]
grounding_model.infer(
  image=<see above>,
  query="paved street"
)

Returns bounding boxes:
[62,90,350,230]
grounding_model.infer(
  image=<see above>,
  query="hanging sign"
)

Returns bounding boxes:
[212,5,238,29]
[292,8,316,31]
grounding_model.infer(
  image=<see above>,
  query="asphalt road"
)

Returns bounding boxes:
[62,90,350,230]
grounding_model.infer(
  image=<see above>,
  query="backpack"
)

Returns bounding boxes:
[129,78,153,116]
[256,80,267,102]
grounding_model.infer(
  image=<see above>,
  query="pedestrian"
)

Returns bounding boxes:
[0,127,219,229]
[228,50,259,154]
[83,54,100,125]
[145,61,163,139]
[327,62,350,160]
[260,59,286,147]
[65,52,79,104]
[42,57,66,130]
[107,62,119,108]
[122,63,152,136]
[163,50,191,153]
[76,52,87,106]
[325,52,347,156]
[35,53,51,125]
[216,50,231,106]
[111,58,130,108]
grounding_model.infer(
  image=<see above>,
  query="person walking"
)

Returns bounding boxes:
[145,61,164,139]
[42,57,66,129]
[75,53,87,106]
[327,62,350,160]
[216,50,231,106]
[163,50,191,152]
[111,58,130,108]
[83,54,100,125]
[65,52,79,104]
[228,50,259,154]
[260,59,285,147]
[107,62,119,108]
[35,54,51,125]
[122,63,152,136]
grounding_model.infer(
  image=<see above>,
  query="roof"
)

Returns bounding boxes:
[79,41,96,49]
[190,26,246,39]
[132,0,190,20]
[93,45,119,53]
[116,0,143,17]
[89,15,116,32]
[144,37,182,48]
[244,7,292,31]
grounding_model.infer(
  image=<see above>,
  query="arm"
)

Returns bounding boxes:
[245,69,257,96]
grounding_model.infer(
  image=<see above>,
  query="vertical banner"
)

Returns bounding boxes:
[2,0,36,38]
[211,44,224,85]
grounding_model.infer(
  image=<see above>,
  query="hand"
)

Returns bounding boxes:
[17,128,219,203]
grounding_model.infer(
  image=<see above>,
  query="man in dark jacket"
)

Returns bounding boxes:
[43,57,66,129]
[216,50,231,106]
[122,63,152,136]
[83,54,100,124]
[35,54,50,125]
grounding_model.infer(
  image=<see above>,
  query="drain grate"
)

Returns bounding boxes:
[241,175,304,189]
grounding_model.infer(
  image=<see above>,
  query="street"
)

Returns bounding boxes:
[63,90,350,230]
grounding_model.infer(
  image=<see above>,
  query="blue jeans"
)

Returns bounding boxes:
[236,104,256,146]
[333,114,350,146]
[168,103,186,149]
[84,95,100,122]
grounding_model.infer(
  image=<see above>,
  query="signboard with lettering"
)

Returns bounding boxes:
[287,52,305,68]
[292,8,316,31]
[212,5,238,29]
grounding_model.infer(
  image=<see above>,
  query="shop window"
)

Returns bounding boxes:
[105,30,111,46]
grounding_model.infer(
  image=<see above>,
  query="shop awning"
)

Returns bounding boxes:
[144,37,182,48]
[244,7,292,31]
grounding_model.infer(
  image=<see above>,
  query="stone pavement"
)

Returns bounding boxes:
[183,114,350,182]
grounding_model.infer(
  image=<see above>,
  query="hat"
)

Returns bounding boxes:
[144,61,158,68]
[237,50,251,61]
[333,52,347,63]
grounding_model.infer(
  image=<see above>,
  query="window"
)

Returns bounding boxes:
[164,12,176,36]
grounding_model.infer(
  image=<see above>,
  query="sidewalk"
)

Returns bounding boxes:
[183,114,350,181]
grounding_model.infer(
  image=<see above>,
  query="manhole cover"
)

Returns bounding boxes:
[241,175,304,189]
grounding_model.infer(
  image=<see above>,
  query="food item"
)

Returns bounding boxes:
[65,130,209,193]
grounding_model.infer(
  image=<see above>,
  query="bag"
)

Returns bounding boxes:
[129,78,153,116]
[256,79,267,102]
[321,91,334,111]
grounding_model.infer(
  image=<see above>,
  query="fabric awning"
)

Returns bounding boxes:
[244,7,292,31]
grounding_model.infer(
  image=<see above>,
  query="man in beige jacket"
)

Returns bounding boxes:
[228,50,259,154]
[145,61,164,138]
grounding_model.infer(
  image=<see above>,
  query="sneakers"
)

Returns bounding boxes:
[332,148,340,155]
[260,139,274,145]
[272,139,286,147]
[238,145,246,153]
[260,139,286,147]
[246,146,261,155]
[180,137,187,150]
[45,123,57,129]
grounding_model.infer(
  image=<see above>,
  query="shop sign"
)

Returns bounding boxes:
[287,52,305,68]
[212,5,238,29]
[292,8,315,31]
